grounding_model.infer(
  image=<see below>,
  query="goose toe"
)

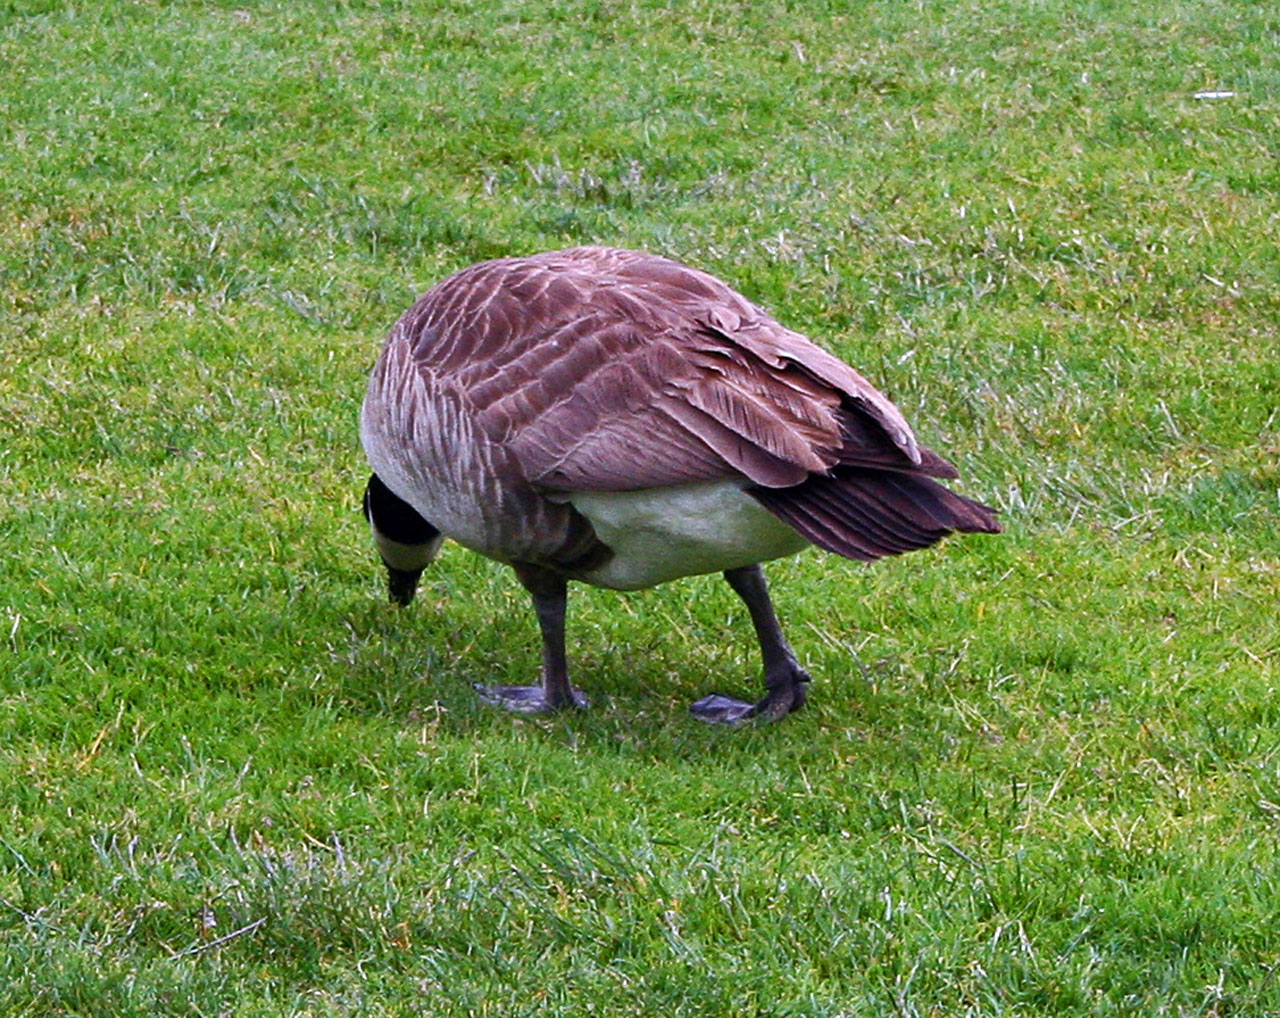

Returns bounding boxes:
[473,683,589,714]
[689,680,807,725]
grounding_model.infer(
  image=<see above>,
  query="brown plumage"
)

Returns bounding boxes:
[360,246,1000,722]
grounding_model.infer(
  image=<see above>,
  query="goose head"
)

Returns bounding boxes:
[361,473,443,606]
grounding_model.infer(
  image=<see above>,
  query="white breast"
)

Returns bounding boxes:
[564,480,810,591]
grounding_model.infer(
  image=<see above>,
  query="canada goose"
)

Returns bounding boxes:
[361,246,1000,723]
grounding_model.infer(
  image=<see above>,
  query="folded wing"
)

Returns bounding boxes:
[406,246,999,562]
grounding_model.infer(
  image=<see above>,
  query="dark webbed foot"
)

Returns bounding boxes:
[474,683,589,714]
[689,671,809,725]
[690,565,812,725]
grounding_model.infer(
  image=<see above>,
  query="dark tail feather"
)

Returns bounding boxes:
[834,405,961,479]
[749,468,1001,562]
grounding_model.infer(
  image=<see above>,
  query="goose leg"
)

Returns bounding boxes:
[690,564,811,724]
[474,563,588,714]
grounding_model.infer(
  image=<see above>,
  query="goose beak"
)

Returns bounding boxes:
[384,562,429,607]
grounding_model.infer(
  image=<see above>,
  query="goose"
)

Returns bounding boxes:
[360,246,1000,723]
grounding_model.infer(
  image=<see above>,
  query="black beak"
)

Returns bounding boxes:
[385,567,425,607]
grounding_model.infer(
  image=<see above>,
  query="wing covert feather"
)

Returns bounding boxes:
[400,247,924,493]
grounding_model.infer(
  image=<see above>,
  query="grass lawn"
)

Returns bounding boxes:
[2,0,1278,1014]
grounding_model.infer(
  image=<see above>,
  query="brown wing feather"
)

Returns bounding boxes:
[402,247,919,493]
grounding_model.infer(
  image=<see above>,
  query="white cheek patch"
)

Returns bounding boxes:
[373,529,444,572]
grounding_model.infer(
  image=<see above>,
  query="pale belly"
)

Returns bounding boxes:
[564,480,810,591]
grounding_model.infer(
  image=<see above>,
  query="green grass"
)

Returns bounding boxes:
[2,0,1279,1014]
